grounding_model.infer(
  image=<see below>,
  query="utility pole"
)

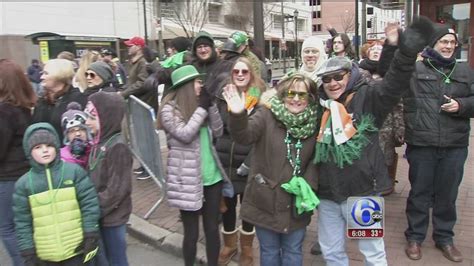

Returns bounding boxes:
[281,1,287,74]
[354,0,359,60]
[143,0,148,45]
[253,1,265,58]
[156,0,164,58]
[361,0,367,45]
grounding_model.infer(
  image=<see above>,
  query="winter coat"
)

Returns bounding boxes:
[60,145,91,169]
[13,123,99,262]
[404,60,474,147]
[316,50,417,203]
[87,92,133,227]
[27,65,42,83]
[32,86,87,142]
[228,107,318,234]
[0,103,31,181]
[160,102,234,211]
[215,96,258,194]
[121,55,149,99]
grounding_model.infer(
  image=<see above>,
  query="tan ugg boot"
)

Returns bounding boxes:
[218,228,238,265]
[239,227,255,266]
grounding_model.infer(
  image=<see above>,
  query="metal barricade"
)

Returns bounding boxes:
[127,95,166,219]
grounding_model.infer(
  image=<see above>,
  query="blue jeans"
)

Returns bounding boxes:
[0,181,24,266]
[405,145,467,245]
[255,226,306,266]
[101,224,128,266]
[318,199,387,266]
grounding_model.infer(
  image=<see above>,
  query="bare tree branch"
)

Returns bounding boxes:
[167,1,208,39]
[340,11,355,33]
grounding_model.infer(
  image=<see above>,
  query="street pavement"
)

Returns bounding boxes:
[0,235,183,266]
[130,121,474,266]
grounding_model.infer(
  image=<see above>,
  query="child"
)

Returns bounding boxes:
[85,91,133,266]
[13,122,100,266]
[157,65,234,266]
[60,102,92,169]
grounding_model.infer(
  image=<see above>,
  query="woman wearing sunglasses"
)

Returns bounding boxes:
[215,57,266,265]
[32,59,87,142]
[312,18,434,266]
[222,73,319,266]
[82,61,117,97]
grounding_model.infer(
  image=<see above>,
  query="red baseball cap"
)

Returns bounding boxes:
[124,36,145,47]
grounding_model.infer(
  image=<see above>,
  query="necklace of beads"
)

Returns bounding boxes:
[427,59,457,84]
[285,131,303,176]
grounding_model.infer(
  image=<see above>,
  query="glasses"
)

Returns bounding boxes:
[85,72,96,79]
[321,72,347,83]
[286,90,308,100]
[437,39,458,46]
[232,69,250,75]
[303,49,320,55]
[196,45,211,50]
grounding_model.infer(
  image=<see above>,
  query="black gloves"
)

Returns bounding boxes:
[199,87,212,110]
[399,16,435,58]
[21,249,39,266]
[75,232,99,263]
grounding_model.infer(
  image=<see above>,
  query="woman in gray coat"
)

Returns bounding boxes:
[158,65,233,266]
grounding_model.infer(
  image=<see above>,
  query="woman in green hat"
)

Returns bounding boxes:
[157,65,234,266]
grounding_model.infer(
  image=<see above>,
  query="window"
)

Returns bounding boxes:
[208,5,220,23]
[312,24,322,32]
[367,7,374,15]
[309,0,321,6]
[312,11,321,18]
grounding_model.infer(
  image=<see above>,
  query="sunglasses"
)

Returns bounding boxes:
[232,69,250,75]
[85,72,96,79]
[286,90,309,100]
[321,72,347,83]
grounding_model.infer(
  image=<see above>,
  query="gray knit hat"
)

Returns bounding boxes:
[88,61,114,83]
[61,102,91,144]
[27,129,58,152]
[316,57,352,77]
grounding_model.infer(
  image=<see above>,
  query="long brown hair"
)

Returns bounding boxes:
[230,57,266,93]
[0,59,37,109]
[157,79,199,129]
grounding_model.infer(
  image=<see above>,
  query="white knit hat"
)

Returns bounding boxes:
[301,36,328,72]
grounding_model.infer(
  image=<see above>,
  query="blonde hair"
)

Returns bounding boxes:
[74,50,100,91]
[276,73,317,103]
[44,59,75,85]
[230,57,266,93]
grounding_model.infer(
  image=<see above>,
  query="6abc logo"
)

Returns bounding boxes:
[347,196,384,238]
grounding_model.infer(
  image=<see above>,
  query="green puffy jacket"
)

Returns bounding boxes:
[13,122,100,262]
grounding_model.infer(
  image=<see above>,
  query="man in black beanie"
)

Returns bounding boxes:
[169,36,191,55]
[191,31,220,95]
[404,24,473,263]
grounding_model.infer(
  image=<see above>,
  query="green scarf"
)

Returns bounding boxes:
[160,51,186,69]
[268,96,318,139]
[281,176,320,215]
[313,114,378,168]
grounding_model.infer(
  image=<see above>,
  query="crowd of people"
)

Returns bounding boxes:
[0,15,473,266]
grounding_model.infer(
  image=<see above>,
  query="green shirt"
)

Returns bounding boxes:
[199,127,222,186]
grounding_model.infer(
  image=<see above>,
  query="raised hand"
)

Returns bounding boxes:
[399,16,434,58]
[385,21,400,46]
[222,84,245,114]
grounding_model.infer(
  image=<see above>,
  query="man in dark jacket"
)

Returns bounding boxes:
[313,17,434,266]
[119,36,149,101]
[27,59,43,95]
[403,25,474,263]
[191,31,221,95]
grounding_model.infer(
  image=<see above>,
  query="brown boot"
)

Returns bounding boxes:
[218,228,238,265]
[239,227,255,266]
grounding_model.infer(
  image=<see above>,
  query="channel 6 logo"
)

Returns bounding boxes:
[347,196,384,238]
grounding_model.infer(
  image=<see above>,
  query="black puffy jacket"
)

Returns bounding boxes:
[404,60,474,147]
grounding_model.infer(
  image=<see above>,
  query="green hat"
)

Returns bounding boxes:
[168,65,205,90]
[230,31,249,48]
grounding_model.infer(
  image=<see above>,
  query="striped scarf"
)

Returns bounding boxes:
[314,98,377,168]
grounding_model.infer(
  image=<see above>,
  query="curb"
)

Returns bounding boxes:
[127,214,239,266]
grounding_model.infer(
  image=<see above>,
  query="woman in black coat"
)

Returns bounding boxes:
[0,59,37,266]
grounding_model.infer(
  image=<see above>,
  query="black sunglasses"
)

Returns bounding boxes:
[85,72,96,79]
[321,72,347,83]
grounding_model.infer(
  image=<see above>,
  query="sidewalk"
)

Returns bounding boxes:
[128,123,474,266]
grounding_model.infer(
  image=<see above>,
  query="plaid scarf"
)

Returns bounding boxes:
[268,96,318,139]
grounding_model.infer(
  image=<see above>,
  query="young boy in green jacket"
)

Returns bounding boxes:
[13,122,100,266]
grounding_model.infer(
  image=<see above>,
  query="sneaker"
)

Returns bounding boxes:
[133,166,144,174]
[136,171,151,180]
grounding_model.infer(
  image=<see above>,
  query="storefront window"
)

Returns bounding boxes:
[437,3,470,61]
